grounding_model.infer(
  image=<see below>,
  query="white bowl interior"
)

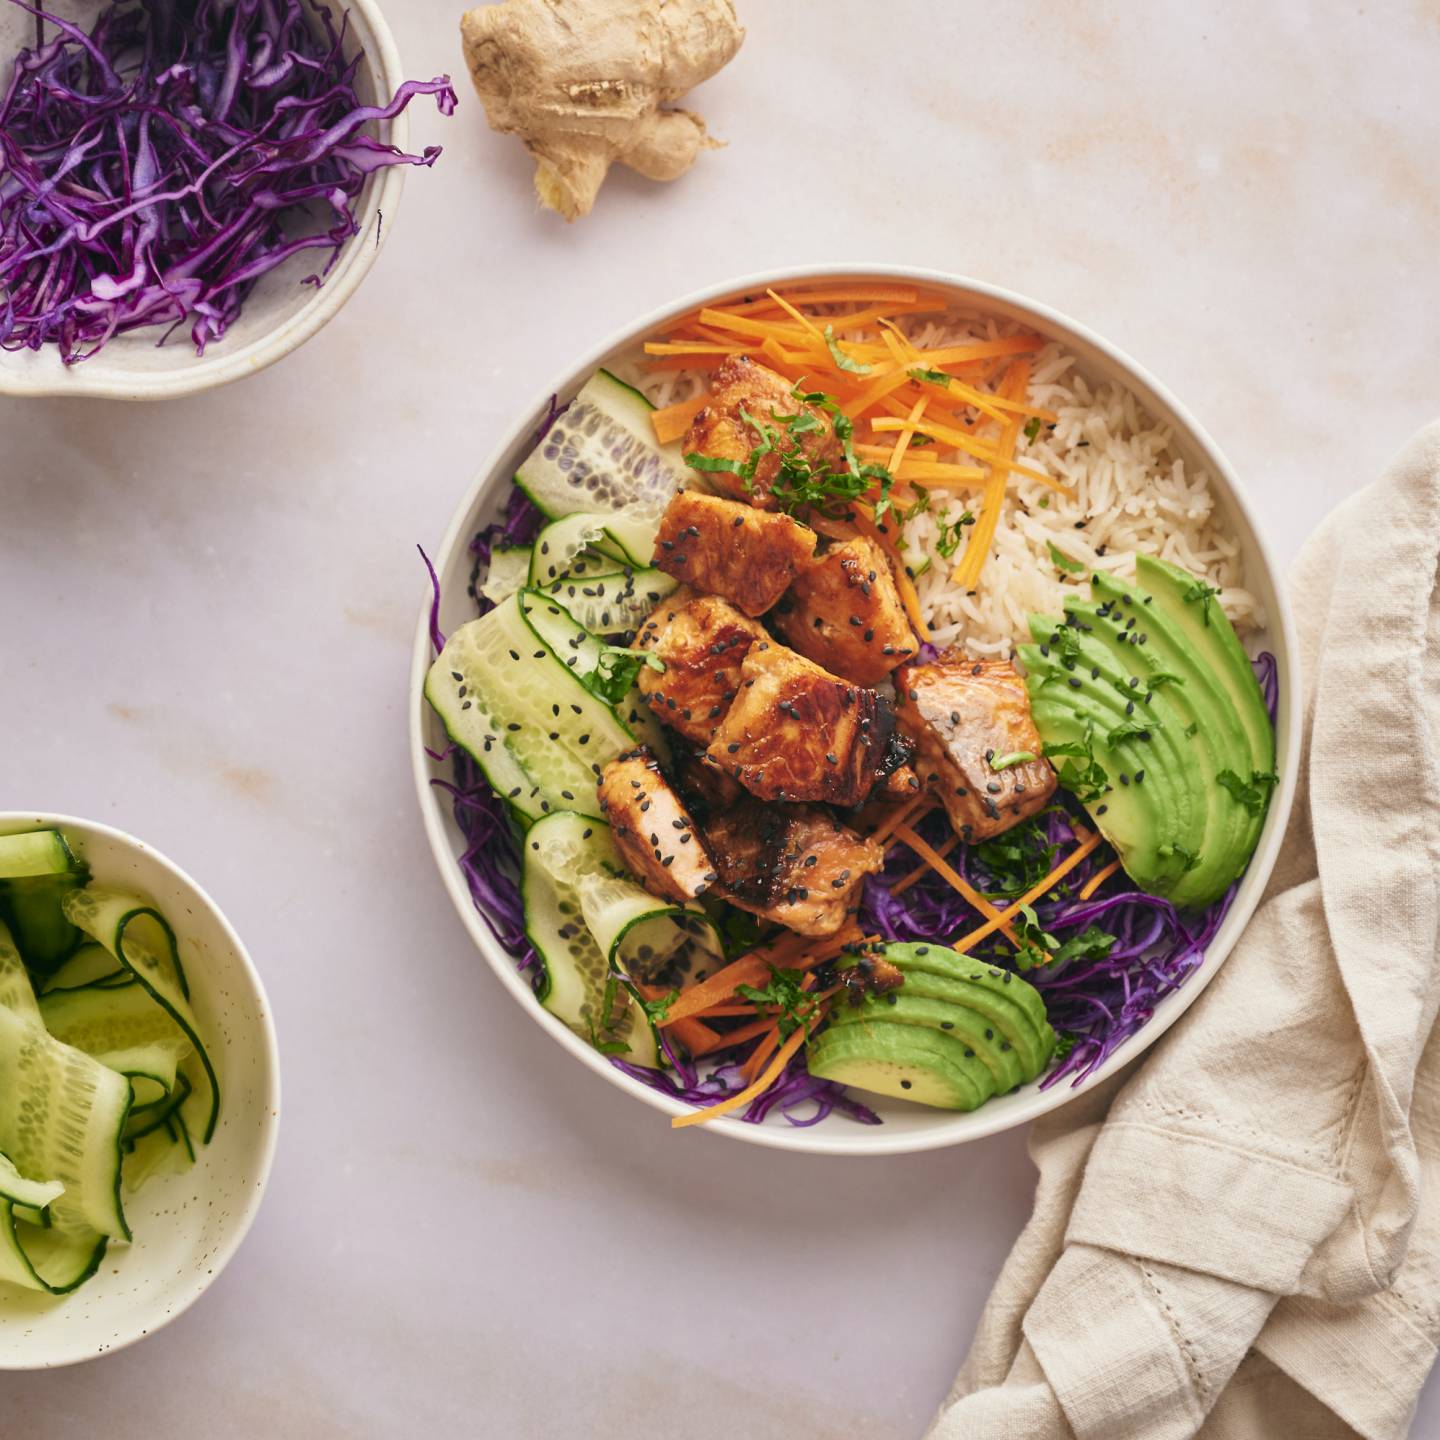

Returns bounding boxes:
[0,814,279,1368]
[0,0,407,400]
[411,267,1300,1155]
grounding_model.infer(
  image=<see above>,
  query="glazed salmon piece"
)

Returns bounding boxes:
[633,589,766,746]
[597,748,718,905]
[773,534,918,684]
[683,355,839,509]
[653,490,816,617]
[701,801,883,938]
[895,654,1057,842]
[706,643,893,807]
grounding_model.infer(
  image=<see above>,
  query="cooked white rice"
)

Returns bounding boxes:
[615,309,1260,656]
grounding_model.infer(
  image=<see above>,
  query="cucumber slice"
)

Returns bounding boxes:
[62,887,220,1145]
[515,370,690,520]
[0,920,131,1251]
[479,546,533,606]
[542,567,677,637]
[0,829,76,879]
[426,592,635,823]
[528,507,661,588]
[40,942,128,993]
[522,814,658,1066]
[40,983,192,1107]
[0,828,87,973]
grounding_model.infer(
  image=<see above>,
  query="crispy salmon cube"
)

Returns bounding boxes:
[702,802,883,938]
[653,491,815,616]
[634,589,766,746]
[773,534,918,684]
[597,748,718,905]
[706,644,893,807]
[895,654,1057,842]
[683,356,839,510]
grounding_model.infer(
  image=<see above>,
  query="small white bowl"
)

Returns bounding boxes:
[0,813,280,1368]
[410,266,1300,1156]
[0,0,411,400]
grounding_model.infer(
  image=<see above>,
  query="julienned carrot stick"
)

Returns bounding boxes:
[672,1015,820,1129]
[668,1016,722,1054]
[952,831,1106,953]
[687,1015,777,1056]
[1078,857,1123,901]
[892,833,960,895]
[953,360,1033,588]
[650,394,707,443]
[893,823,1020,946]
[739,974,824,1086]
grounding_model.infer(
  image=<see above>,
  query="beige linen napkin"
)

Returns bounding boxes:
[928,421,1440,1440]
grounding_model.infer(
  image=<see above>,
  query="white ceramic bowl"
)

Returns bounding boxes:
[409,266,1300,1155]
[0,814,280,1367]
[0,0,411,400]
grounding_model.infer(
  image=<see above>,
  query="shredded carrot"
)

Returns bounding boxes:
[686,1014,777,1056]
[870,414,1059,491]
[672,1014,819,1129]
[668,1016,722,1054]
[1078,857,1123,901]
[892,833,960,895]
[893,823,1020,945]
[738,975,827,1087]
[650,393,707,444]
[952,831,1106,953]
[953,361,1032,589]
[887,393,929,476]
[850,504,930,641]
[643,341,748,357]
[868,793,932,845]
[714,284,923,313]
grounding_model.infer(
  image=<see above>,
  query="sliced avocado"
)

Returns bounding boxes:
[1020,559,1276,909]
[828,994,1027,1092]
[881,966,1052,1078]
[1084,572,1261,906]
[1135,555,1274,772]
[883,941,1050,1034]
[807,1021,997,1110]
[1020,626,1199,896]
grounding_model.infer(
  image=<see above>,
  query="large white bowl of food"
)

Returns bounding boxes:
[410,267,1298,1155]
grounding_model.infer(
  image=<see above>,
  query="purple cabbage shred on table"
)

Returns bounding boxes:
[0,0,457,362]
[423,531,1279,1122]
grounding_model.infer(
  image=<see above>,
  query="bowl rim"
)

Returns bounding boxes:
[408,263,1302,1156]
[0,810,282,1367]
[0,0,410,401]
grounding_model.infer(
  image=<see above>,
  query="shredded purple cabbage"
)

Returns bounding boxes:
[0,0,456,362]
[424,523,1279,1120]
[467,484,545,615]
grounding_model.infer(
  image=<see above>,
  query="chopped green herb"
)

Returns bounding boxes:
[1105,721,1153,747]
[587,976,631,1055]
[592,644,664,704]
[1182,580,1222,627]
[989,750,1037,771]
[1184,721,1199,738]
[934,509,975,559]
[908,433,936,448]
[639,987,681,1025]
[908,366,951,386]
[1216,768,1277,816]
[1050,926,1117,967]
[1048,541,1085,574]
[1159,841,1201,873]
[824,325,873,375]
[736,964,816,1041]
[1038,495,1050,509]
[1023,417,1043,442]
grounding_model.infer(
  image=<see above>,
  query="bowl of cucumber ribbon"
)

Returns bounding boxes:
[0,814,279,1368]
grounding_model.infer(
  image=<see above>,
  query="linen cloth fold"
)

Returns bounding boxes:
[928,421,1440,1440]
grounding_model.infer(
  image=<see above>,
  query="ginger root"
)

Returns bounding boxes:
[459,0,744,221]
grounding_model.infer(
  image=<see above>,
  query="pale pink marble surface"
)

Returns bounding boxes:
[2,3,1438,1435]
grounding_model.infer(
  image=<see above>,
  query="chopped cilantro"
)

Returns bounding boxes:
[1216,768,1277,815]
[1182,579,1222,626]
[824,325,873,375]
[1023,417,1044,442]
[934,509,975,559]
[736,964,817,1041]
[908,366,952,386]
[989,750,1037,771]
[592,644,663,704]
[587,977,631,1055]
[639,987,681,1025]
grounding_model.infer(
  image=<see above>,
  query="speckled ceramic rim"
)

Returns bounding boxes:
[409,264,1301,1156]
[0,812,281,1366]
[0,0,409,401]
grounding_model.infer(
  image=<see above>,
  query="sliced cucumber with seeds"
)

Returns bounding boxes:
[542,567,677,637]
[522,813,657,1065]
[427,591,635,823]
[528,507,661,588]
[515,370,690,520]
[479,546,533,605]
